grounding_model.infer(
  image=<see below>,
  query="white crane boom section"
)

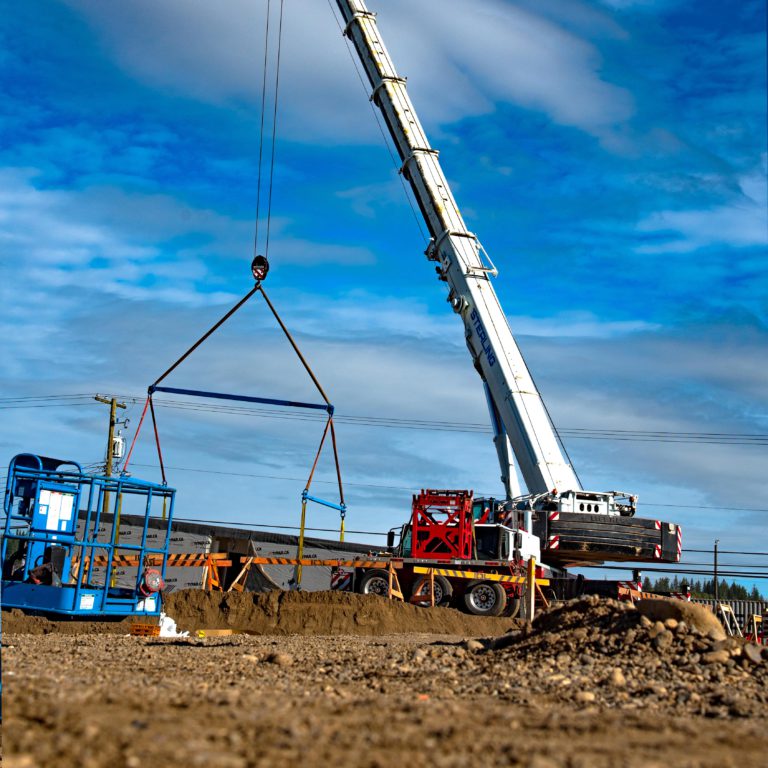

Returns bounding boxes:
[335,0,581,496]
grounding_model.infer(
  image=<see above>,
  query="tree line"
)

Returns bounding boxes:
[642,575,764,601]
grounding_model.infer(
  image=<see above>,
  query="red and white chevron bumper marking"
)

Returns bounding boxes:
[330,570,352,591]
[548,510,560,522]
[676,526,682,562]
[547,535,560,550]
[654,520,661,530]
[654,544,662,559]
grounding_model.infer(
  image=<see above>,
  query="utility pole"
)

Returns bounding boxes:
[94,395,128,480]
[95,395,128,586]
[713,539,720,604]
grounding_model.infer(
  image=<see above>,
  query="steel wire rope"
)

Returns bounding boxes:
[264,0,286,258]
[254,287,346,516]
[252,0,273,255]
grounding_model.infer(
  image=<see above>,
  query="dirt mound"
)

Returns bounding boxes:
[468,595,768,717]
[1,609,131,635]
[636,597,726,638]
[164,588,521,636]
[2,589,519,637]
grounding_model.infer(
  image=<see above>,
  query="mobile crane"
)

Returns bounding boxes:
[332,0,681,614]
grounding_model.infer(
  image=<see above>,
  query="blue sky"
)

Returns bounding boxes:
[1,0,766,587]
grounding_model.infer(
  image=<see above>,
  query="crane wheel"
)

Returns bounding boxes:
[502,596,521,618]
[358,569,391,597]
[411,575,453,607]
[463,580,507,617]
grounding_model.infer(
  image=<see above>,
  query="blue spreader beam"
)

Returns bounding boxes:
[302,490,346,514]
[149,385,334,415]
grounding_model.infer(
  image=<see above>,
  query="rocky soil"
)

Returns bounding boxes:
[473,595,768,718]
[2,592,767,767]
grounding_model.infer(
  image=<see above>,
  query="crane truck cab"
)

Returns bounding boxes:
[387,520,540,566]
[349,490,542,616]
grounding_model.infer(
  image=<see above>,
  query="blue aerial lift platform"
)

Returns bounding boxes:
[1,453,175,617]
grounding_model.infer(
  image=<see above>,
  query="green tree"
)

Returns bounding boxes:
[644,576,764,601]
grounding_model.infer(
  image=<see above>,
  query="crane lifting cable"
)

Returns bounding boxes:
[253,0,286,260]
[121,256,347,587]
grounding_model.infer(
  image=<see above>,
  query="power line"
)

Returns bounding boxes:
[580,564,768,580]
[677,561,768,569]
[0,403,94,410]
[130,463,416,492]
[1,393,766,446]
[124,463,768,515]
[138,398,768,445]
[172,515,385,538]
[1,453,767,516]
[640,502,768,512]
[0,394,94,402]
[685,548,768,556]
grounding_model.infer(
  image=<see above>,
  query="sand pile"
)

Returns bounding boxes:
[2,589,521,636]
[164,588,521,636]
[465,595,768,717]
[1,609,131,635]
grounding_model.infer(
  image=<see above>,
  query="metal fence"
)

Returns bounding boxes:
[691,598,768,627]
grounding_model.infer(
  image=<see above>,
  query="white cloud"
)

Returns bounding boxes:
[63,0,635,143]
[508,312,659,338]
[0,168,376,310]
[2,284,766,551]
[635,163,768,253]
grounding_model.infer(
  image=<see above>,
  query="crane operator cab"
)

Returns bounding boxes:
[473,497,540,563]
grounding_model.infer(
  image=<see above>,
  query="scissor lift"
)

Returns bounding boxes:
[1,453,175,617]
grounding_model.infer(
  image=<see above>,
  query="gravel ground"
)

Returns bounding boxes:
[2,594,767,767]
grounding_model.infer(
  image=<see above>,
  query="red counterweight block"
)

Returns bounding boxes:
[410,489,475,560]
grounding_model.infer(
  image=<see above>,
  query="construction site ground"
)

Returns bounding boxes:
[2,590,767,767]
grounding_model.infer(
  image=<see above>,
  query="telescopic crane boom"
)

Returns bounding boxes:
[335,0,682,566]
[335,0,578,498]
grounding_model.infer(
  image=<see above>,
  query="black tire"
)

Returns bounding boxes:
[463,581,507,617]
[503,596,521,618]
[358,569,391,597]
[411,575,453,607]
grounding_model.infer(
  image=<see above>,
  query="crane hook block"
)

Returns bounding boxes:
[251,254,270,283]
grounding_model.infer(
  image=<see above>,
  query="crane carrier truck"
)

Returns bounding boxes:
[331,0,681,614]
